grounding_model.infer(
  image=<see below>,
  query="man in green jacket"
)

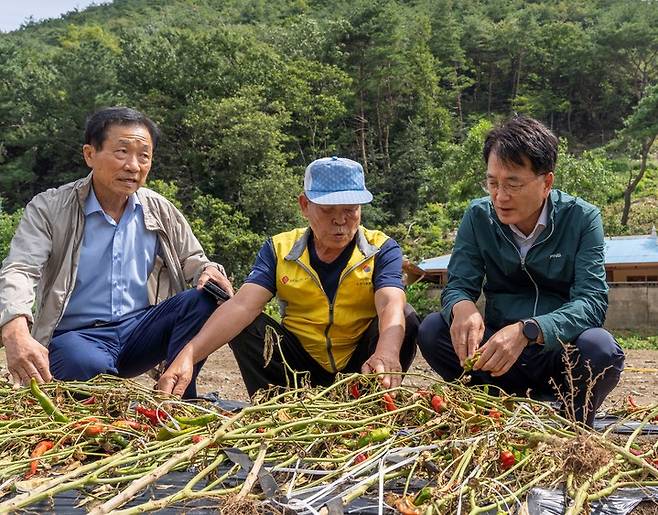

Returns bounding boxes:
[418,116,624,426]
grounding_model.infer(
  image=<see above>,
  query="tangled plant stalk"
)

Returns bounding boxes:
[0,373,656,514]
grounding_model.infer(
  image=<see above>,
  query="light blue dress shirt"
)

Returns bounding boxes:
[57,187,158,331]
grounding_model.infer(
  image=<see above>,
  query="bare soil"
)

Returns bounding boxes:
[187,346,658,412]
[1,347,656,410]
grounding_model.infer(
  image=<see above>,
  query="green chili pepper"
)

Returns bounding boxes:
[356,427,392,448]
[30,378,69,423]
[156,426,194,441]
[173,413,219,427]
[109,433,129,448]
[414,486,432,506]
[463,351,481,372]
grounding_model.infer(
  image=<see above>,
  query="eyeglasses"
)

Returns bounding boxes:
[480,173,547,196]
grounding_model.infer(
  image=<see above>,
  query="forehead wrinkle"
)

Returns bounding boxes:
[116,137,151,148]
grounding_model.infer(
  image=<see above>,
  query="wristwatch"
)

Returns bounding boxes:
[521,319,541,345]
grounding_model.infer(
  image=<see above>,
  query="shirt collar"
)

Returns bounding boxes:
[509,200,548,241]
[84,185,140,216]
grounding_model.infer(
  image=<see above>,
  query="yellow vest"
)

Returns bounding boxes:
[271,226,390,373]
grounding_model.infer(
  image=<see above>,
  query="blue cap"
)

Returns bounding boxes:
[303,156,373,205]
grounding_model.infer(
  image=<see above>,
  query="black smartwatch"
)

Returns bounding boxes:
[521,319,540,344]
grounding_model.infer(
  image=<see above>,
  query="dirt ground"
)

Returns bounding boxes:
[2,346,654,410]
[184,346,658,411]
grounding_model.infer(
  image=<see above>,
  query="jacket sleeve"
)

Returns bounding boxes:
[164,202,222,285]
[533,209,608,350]
[0,195,54,330]
[440,207,486,324]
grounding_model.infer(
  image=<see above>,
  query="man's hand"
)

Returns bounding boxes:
[196,265,234,297]
[450,301,485,366]
[361,349,402,389]
[366,287,406,389]
[473,322,527,377]
[157,348,195,397]
[2,317,52,386]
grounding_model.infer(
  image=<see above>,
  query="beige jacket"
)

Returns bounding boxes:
[0,173,220,346]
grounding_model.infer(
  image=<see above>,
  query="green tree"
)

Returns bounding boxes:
[0,208,22,263]
[553,142,615,207]
[615,83,658,226]
[182,87,301,235]
[420,118,493,204]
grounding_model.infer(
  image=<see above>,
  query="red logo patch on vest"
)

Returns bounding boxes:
[281,276,289,284]
[362,264,372,273]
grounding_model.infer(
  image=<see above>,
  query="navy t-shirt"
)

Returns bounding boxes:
[245,231,404,301]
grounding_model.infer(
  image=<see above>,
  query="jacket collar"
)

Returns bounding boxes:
[285,226,379,261]
[74,172,159,230]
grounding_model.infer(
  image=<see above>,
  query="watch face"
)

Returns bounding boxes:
[523,320,539,341]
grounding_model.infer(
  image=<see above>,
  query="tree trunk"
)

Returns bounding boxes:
[358,63,368,175]
[511,52,523,109]
[487,63,494,115]
[621,136,656,226]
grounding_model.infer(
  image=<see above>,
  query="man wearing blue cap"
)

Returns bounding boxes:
[158,157,419,397]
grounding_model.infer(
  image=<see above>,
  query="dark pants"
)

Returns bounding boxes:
[417,312,625,426]
[49,288,216,398]
[229,304,420,397]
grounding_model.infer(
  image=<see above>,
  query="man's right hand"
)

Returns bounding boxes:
[1,317,52,386]
[450,301,485,366]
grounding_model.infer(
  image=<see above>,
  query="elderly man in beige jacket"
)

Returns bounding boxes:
[0,107,232,397]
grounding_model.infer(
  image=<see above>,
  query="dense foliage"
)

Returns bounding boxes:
[1,0,657,280]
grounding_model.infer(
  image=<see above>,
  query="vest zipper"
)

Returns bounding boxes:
[491,217,555,317]
[295,259,338,373]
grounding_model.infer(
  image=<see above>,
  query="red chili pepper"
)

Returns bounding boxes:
[349,383,361,399]
[191,434,219,447]
[25,440,54,479]
[136,406,169,425]
[431,395,446,413]
[382,393,397,412]
[80,396,96,405]
[394,497,421,515]
[499,450,516,470]
[354,452,368,464]
[627,395,640,412]
[488,409,502,419]
[73,417,107,437]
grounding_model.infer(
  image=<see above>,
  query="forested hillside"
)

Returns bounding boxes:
[1,0,657,280]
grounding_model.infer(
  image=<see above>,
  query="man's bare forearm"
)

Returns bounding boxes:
[1,316,31,345]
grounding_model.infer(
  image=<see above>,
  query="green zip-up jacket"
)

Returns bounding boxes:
[441,189,608,350]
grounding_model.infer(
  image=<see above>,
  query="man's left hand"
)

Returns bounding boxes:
[157,348,195,397]
[196,266,234,297]
[473,322,527,377]
[361,349,402,389]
